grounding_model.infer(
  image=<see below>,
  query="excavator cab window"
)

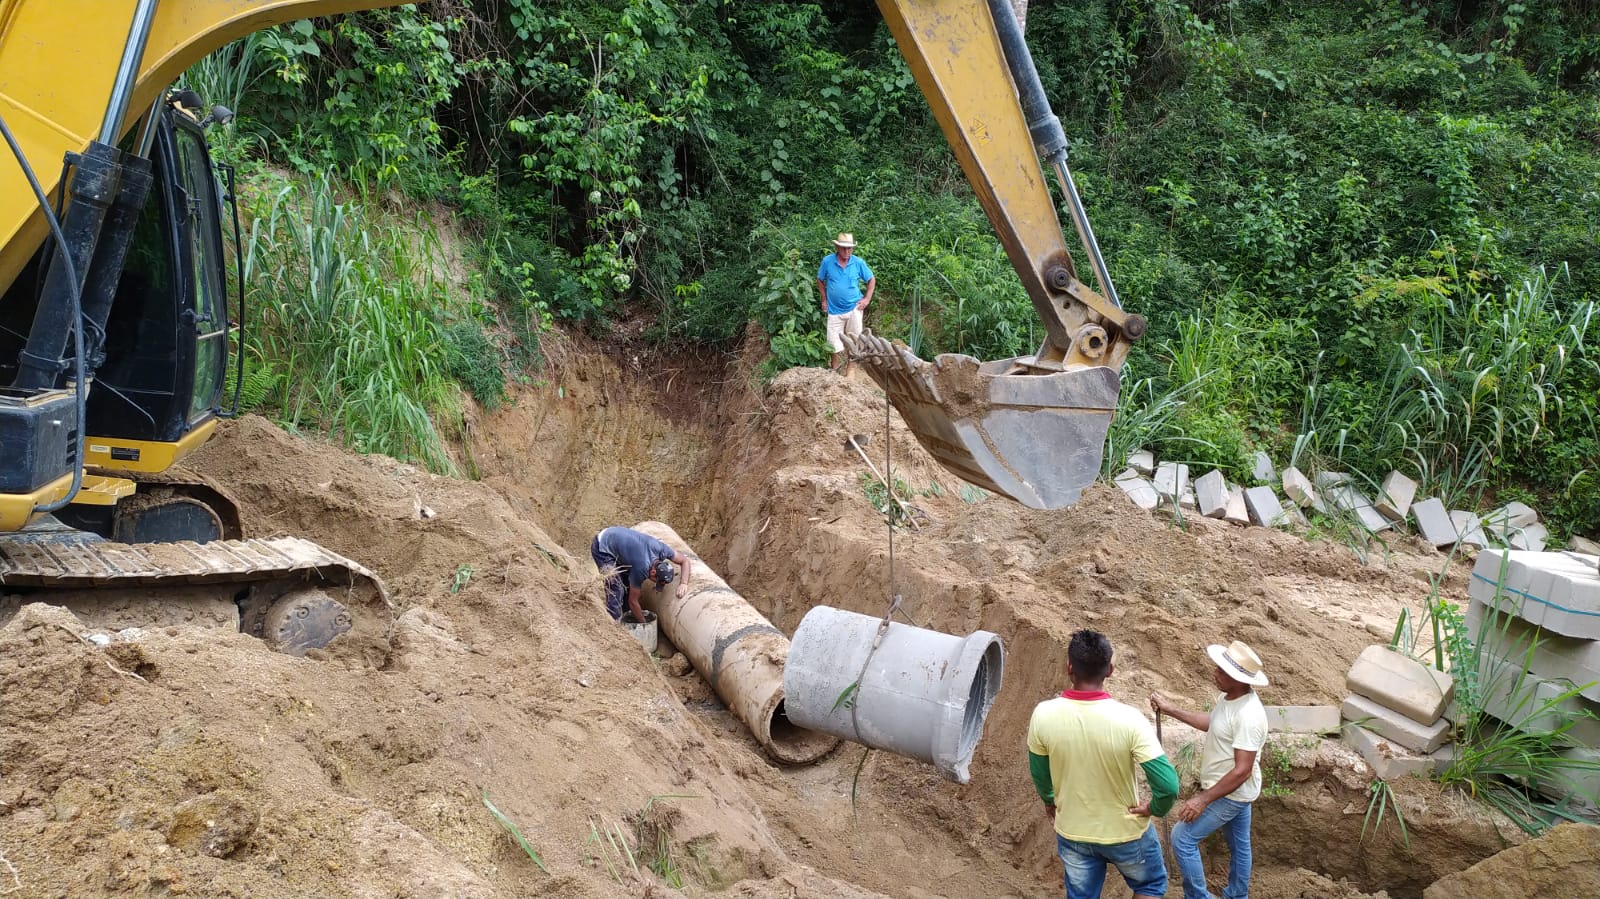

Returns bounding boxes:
[87,107,229,443]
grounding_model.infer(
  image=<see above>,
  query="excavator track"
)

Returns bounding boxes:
[0,532,393,662]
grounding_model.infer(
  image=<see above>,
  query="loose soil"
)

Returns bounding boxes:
[0,333,1537,898]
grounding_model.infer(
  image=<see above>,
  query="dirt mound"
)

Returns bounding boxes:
[0,335,1531,898]
[1424,822,1600,899]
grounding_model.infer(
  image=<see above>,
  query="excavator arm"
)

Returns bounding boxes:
[859,0,1146,509]
[0,0,402,294]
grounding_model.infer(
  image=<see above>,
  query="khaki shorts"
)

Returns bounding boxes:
[825,307,864,352]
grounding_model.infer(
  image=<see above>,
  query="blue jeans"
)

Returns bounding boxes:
[1056,828,1167,899]
[1172,797,1253,899]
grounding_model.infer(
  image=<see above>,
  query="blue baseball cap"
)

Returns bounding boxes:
[652,559,677,588]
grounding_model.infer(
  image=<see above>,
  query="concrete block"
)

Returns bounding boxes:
[1244,486,1287,528]
[1315,471,1351,490]
[1470,549,1600,640]
[1484,501,1539,536]
[1129,449,1155,475]
[1477,652,1600,748]
[1450,511,1489,548]
[1346,644,1455,723]
[1509,522,1549,552]
[1413,498,1457,548]
[1264,705,1341,734]
[1284,506,1309,529]
[1179,486,1198,511]
[1536,747,1600,811]
[1341,693,1450,753]
[1223,486,1250,526]
[1251,451,1275,483]
[1342,724,1438,781]
[1377,471,1417,522]
[1466,599,1600,704]
[1282,467,1319,509]
[1114,470,1159,511]
[1154,462,1189,506]
[1328,485,1394,533]
[1570,536,1600,555]
[1195,470,1227,519]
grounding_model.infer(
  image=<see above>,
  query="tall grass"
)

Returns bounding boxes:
[240,171,461,474]
[1369,266,1597,505]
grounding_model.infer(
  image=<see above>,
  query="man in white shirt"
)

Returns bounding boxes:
[1150,640,1270,899]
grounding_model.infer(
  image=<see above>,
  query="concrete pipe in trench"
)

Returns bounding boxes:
[632,521,838,765]
[783,605,1004,784]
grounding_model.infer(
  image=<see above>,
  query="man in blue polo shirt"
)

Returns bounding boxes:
[589,526,692,624]
[817,232,876,376]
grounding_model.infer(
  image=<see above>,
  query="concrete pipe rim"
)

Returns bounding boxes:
[758,690,839,765]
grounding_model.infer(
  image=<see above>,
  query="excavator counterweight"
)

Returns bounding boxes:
[866,0,1145,509]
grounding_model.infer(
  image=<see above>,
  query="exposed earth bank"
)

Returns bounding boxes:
[0,336,1549,898]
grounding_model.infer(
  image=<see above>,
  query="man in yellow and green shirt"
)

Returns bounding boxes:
[1027,630,1179,899]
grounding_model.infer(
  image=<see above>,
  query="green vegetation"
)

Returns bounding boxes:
[481,792,550,873]
[183,1,1596,536]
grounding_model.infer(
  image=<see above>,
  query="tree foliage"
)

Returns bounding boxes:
[193,0,1599,533]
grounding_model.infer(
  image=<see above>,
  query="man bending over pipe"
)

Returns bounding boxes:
[589,525,691,623]
[1028,630,1179,899]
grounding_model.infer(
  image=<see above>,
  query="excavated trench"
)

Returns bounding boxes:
[466,337,1526,899]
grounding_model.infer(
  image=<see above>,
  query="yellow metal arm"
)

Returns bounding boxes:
[875,0,1141,371]
[0,0,401,294]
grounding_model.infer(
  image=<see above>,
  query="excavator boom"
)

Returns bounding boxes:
[0,0,402,295]
[865,0,1146,509]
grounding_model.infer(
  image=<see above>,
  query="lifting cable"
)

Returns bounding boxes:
[845,387,922,742]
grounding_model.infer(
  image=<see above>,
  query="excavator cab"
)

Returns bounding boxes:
[0,96,236,542]
[861,0,1146,509]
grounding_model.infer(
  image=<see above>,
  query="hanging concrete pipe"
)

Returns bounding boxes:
[783,606,1004,784]
[632,521,838,765]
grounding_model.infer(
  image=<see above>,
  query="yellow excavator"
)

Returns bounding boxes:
[0,0,1128,653]
[0,0,406,657]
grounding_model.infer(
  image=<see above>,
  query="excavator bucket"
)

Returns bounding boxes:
[845,331,1117,510]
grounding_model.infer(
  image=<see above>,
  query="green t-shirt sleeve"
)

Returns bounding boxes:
[1140,756,1180,817]
[1028,751,1054,804]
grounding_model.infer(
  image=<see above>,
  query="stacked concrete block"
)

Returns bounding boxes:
[1223,486,1249,526]
[1571,536,1600,555]
[1450,511,1489,549]
[1251,451,1275,483]
[1114,469,1159,511]
[1315,471,1351,490]
[1377,471,1417,522]
[1327,484,1393,534]
[1153,462,1189,507]
[1341,645,1457,778]
[1469,549,1600,641]
[1346,645,1456,721]
[1129,448,1155,475]
[1342,720,1452,781]
[1509,522,1549,552]
[1412,498,1458,548]
[1476,653,1600,748]
[1483,501,1539,536]
[1282,466,1319,509]
[1465,600,1600,705]
[1243,486,1288,528]
[1341,694,1451,752]
[1265,705,1341,734]
[1195,470,1228,519]
[1537,747,1600,814]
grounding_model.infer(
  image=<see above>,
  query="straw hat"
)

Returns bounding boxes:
[832,232,856,248]
[1207,640,1269,686]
